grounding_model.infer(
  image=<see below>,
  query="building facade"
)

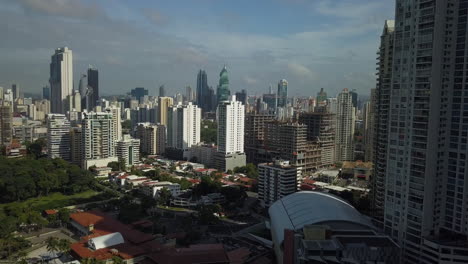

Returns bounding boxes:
[158,96,174,126]
[47,114,70,160]
[87,66,99,110]
[50,47,73,114]
[116,135,140,168]
[244,113,276,164]
[277,79,288,108]
[136,123,166,155]
[335,89,355,162]
[167,102,201,150]
[216,66,230,104]
[258,160,301,207]
[70,127,82,166]
[81,112,115,166]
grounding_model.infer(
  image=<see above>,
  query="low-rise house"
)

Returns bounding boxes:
[140,181,181,198]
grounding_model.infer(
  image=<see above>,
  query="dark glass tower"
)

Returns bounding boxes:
[159,85,166,97]
[42,86,50,100]
[87,66,99,109]
[196,70,210,112]
[277,79,288,107]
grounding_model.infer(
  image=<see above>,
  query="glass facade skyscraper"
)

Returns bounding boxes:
[277,79,288,108]
[217,66,230,103]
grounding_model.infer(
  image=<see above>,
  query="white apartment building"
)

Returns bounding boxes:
[50,47,73,114]
[217,95,244,154]
[140,181,181,198]
[115,134,140,168]
[47,114,70,160]
[258,160,301,207]
[81,111,115,167]
[106,106,122,142]
[135,122,166,155]
[335,89,355,162]
[167,102,201,150]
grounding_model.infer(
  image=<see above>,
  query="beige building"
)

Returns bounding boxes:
[136,123,166,155]
[158,97,173,126]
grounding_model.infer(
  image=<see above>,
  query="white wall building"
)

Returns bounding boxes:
[167,102,201,150]
[140,181,181,198]
[258,160,301,207]
[82,111,115,167]
[116,134,140,168]
[335,89,355,162]
[50,47,73,114]
[217,95,244,154]
[47,114,70,160]
[106,106,122,142]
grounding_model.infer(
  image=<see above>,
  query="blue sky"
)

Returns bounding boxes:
[0,0,395,98]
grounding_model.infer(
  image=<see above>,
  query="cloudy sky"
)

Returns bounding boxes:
[0,0,395,98]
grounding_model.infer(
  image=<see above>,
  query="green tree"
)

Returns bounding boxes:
[46,237,59,260]
[157,187,172,206]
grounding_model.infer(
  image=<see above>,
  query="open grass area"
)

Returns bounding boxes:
[0,190,115,211]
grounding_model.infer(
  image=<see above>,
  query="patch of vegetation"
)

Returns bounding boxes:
[200,120,217,144]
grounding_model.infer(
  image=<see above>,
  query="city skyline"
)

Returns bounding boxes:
[0,0,393,97]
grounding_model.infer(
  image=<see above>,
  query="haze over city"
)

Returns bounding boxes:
[0,0,394,97]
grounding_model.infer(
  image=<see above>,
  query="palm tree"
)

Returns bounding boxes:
[46,237,59,263]
[58,238,71,256]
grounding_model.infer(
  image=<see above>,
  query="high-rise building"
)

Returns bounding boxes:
[277,79,288,108]
[50,47,73,114]
[68,90,81,112]
[363,89,375,162]
[167,103,201,150]
[316,88,327,105]
[11,84,20,100]
[372,20,394,226]
[130,87,148,102]
[380,1,468,261]
[158,97,173,126]
[136,123,166,155]
[335,89,355,162]
[106,106,122,142]
[350,89,358,108]
[42,86,50,100]
[196,70,209,112]
[215,95,246,171]
[235,89,247,105]
[159,85,166,97]
[258,160,302,207]
[116,135,140,168]
[185,86,194,102]
[264,121,321,173]
[70,127,82,166]
[298,112,336,167]
[79,74,91,112]
[47,114,70,160]
[82,111,115,165]
[244,113,276,164]
[87,66,99,110]
[217,95,244,154]
[0,102,12,146]
[217,66,230,104]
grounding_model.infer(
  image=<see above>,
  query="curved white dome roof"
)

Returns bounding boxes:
[269,191,373,246]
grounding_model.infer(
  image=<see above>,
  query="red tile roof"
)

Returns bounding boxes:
[70,210,153,245]
[71,241,146,260]
[44,209,58,215]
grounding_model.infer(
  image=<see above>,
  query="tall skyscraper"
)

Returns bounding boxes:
[350,89,358,108]
[235,89,247,105]
[277,79,288,108]
[136,123,166,155]
[106,106,122,142]
[316,88,327,105]
[158,97,174,126]
[50,47,73,114]
[82,112,115,164]
[217,66,230,104]
[79,74,90,111]
[215,95,246,171]
[87,66,99,110]
[185,86,194,102]
[130,87,148,102]
[42,86,50,100]
[196,70,209,111]
[0,102,12,146]
[159,85,166,97]
[217,95,244,154]
[167,102,201,150]
[11,84,20,100]
[379,1,468,261]
[47,114,70,160]
[68,90,81,112]
[372,20,394,226]
[335,88,355,162]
